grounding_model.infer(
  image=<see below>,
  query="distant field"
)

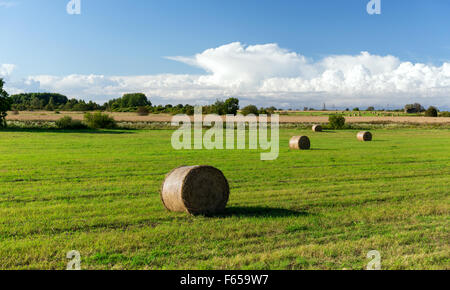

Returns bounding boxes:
[0,127,448,269]
[6,111,450,124]
[279,110,423,117]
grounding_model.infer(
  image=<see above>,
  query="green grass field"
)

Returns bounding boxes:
[0,128,449,270]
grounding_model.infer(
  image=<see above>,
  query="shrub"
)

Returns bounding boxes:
[425,106,438,117]
[241,105,259,116]
[439,111,450,117]
[258,108,268,115]
[265,106,276,115]
[56,116,86,129]
[405,103,425,113]
[136,106,150,116]
[328,115,346,129]
[84,112,117,129]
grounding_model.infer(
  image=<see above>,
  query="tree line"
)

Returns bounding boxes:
[7,89,277,116]
[10,93,103,111]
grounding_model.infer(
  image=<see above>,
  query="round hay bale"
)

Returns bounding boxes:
[289,136,311,150]
[161,166,230,215]
[357,131,372,141]
[312,125,323,132]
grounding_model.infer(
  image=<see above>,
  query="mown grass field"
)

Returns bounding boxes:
[0,127,449,270]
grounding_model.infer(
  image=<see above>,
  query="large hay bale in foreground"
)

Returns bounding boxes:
[312,125,323,132]
[357,131,373,141]
[289,136,311,150]
[161,166,230,215]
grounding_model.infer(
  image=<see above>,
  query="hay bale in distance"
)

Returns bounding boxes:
[289,136,311,150]
[161,166,230,215]
[312,125,323,132]
[357,131,373,141]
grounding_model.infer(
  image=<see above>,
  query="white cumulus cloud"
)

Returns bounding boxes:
[3,42,450,108]
[168,42,313,88]
[0,64,16,77]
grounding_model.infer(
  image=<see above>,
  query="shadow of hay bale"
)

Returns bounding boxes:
[215,206,310,218]
[309,148,333,151]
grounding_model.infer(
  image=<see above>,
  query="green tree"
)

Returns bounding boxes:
[207,98,240,115]
[183,105,194,115]
[224,98,239,115]
[30,96,42,110]
[107,93,151,111]
[45,97,55,111]
[405,103,425,113]
[241,105,259,116]
[211,100,226,115]
[11,93,69,110]
[0,79,12,127]
[266,106,277,114]
[120,93,151,108]
[425,106,438,117]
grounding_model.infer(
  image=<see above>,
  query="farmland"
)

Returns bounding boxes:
[0,126,448,270]
[6,110,450,124]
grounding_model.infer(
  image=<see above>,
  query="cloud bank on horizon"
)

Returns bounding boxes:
[2,42,450,108]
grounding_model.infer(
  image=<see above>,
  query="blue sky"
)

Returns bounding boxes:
[1,0,450,108]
